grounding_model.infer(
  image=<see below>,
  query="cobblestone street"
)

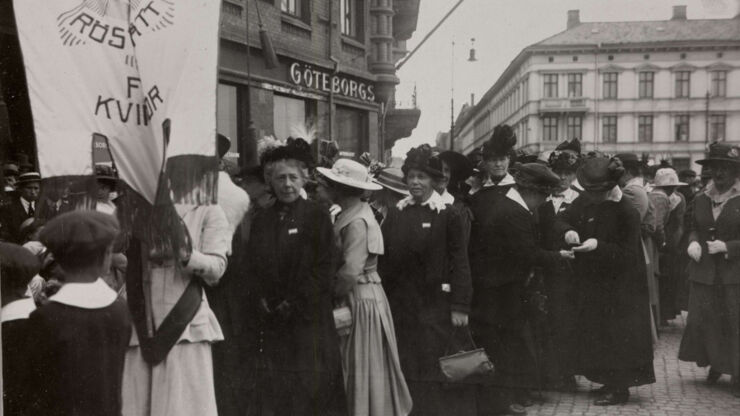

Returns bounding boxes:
[529,313,740,415]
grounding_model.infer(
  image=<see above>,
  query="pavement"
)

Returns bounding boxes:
[527,313,740,415]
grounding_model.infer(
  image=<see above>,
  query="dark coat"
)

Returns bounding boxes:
[3,313,34,416]
[553,195,655,387]
[27,299,131,416]
[247,198,346,416]
[686,193,740,285]
[0,197,33,243]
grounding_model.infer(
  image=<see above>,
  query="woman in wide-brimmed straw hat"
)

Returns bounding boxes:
[316,158,412,416]
[369,166,408,225]
[679,142,740,396]
[379,144,475,416]
[554,156,655,406]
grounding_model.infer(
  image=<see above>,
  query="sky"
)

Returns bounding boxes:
[392,0,740,157]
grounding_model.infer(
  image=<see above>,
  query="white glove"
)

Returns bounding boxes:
[707,240,728,255]
[559,250,575,260]
[687,241,702,262]
[572,238,598,253]
[564,230,581,246]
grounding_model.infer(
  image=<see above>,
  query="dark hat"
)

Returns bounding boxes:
[217,133,231,159]
[467,147,484,172]
[696,142,740,166]
[577,156,625,193]
[482,124,517,159]
[3,163,19,176]
[0,242,41,292]
[614,153,642,166]
[678,169,697,182]
[511,162,561,193]
[16,172,41,186]
[439,151,474,182]
[374,167,409,196]
[260,137,315,168]
[39,211,120,266]
[95,165,118,183]
[402,144,444,179]
[554,138,581,154]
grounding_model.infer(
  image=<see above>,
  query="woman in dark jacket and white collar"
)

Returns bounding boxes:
[554,156,655,406]
[379,144,474,416]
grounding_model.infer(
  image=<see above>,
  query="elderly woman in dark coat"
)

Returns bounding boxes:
[679,143,740,395]
[247,138,347,416]
[554,156,655,406]
[380,144,474,416]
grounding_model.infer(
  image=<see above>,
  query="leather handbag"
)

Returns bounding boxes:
[438,328,494,382]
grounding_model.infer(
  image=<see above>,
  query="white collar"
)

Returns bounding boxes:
[439,190,455,205]
[49,278,117,309]
[397,191,448,213]
[606,185,623,202]
[482,173,515,188]
[1,298,36,323]
[506,187,531,213]
[20,197,33,211]
[705,179,740,204]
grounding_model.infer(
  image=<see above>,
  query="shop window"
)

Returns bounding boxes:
[340,0,364,40]
[638,115,653,143]
[566,116,582,140]
[274,95,307,141]
[543,117,558,142]
[217,83,239,156]
[603,73,618,99]
[567,73,582,97]
[638,72,654,98]
[543,74,558,98]
[675,115,689,142]
[602,115,617,144]
[710,114,726,141]
[336,105,367,157]
[711,71,727,98]
[675,71,691,98]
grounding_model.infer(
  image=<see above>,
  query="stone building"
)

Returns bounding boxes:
[454,5,740,171]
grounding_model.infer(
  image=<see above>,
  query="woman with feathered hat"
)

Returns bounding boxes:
[553,156,655,406]
[246,137,347,415]
[379,144,475,416]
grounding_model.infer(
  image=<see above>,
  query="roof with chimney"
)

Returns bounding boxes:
[536,14,740,48]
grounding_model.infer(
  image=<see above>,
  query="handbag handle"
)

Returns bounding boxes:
[443,327,478,355]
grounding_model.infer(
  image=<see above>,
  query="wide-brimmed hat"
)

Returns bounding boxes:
[374,167,409,196]
[482,124,517,159]
[653,168,687,187]
[696,142,740,166]
[511,162,561,193]
[577,156,625,192]
[614,153,643,166]
[439,151,474,182]
[16,172,41,186]
[402,144,444,179]
[317,158,382,191]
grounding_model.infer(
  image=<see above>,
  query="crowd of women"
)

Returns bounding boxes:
[2,124,740,416]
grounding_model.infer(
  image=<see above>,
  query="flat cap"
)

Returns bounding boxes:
[39,211,120,263]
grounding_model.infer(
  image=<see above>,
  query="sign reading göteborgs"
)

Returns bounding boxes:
[289,62,376,103]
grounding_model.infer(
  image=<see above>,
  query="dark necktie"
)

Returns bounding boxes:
[27,203,34,217]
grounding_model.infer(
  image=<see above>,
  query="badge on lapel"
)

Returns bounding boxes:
[288,228,299,235]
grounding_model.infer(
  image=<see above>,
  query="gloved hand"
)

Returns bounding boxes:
[572,238,598,253]
[559,250,575,260]
[707,240,728,255]
[451,311,469,327]
[687,241,702,262]
[564,230,580,246]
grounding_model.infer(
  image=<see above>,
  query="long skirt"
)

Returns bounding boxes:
[679,282,740,377]
[340,282,413,416]
[122,342,217,416]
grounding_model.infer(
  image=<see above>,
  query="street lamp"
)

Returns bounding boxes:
[449,38,479,150]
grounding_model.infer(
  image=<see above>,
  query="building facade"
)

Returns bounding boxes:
[454,6,740,171]
[0,0,420,167]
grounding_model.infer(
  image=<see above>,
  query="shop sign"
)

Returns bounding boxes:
[289,62,376,102]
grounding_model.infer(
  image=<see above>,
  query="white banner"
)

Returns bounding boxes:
[14,0,221,204]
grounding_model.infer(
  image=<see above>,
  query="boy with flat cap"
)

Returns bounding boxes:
[26,211,131,416]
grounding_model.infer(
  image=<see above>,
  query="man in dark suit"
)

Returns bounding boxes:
[0,172,41,243]
[471,161,565,416]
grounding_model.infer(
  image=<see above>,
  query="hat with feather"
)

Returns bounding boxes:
[548,138,582,173]
[482,124,517,160]
[402,144,444,179]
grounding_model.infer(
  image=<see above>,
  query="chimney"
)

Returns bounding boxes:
[672,5,687,20]
[567,10,580,29]
[470,93,475,106]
